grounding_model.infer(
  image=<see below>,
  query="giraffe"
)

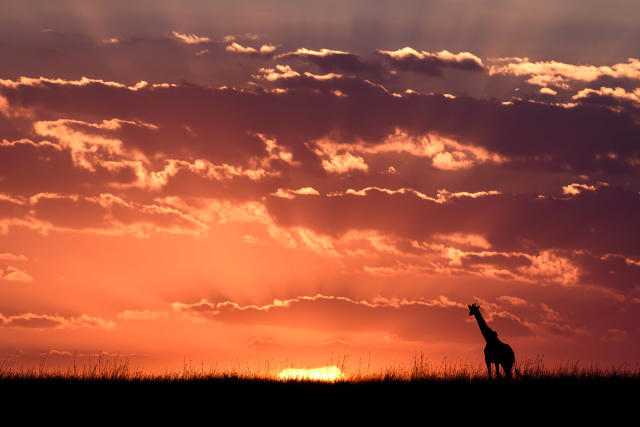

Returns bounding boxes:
[468,303,515,379]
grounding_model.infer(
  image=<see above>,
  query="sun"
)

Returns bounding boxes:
[277,366,344,382]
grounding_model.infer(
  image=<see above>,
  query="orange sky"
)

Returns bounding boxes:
[1,1,640,374]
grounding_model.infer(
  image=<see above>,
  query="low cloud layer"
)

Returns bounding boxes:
[0,312,115,329]
[379,47,484,75]
[171,294,539,342]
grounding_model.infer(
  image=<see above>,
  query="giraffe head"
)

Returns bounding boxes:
[468,303,480,316]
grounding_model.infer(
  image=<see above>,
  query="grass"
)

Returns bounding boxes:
[2,352,638,383]
[2,355,638,419]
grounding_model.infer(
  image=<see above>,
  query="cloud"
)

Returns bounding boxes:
[0,192,207,238]
[422,247,579,286]
[3,74,639,175]
[2,187,634,292]
[272,187,321,199]
[497,296,528,306]
[1,74,639,283]
[254,64,301,81]
[574,252,640,291]
[223,33,259,43]
[432,233,491,250]
[572,86,640,109]
[1,3,639,368]
[328,187,500,203]
[171,31,211,45]
[0,266,33,283]
[313,143,369,173]
[277,48,384,77]
[0,76,150,91]
[562,183,597,195]
[312,129,507,172]
[171,294,534,342]
[489,57,640,89]
[0,253,28,261]
[0,312,115,329]
[0,136,144,194]
[378,47,484,75]
[117,310,168,320]
[32,118,149,171]
[539,87,557,96]
[226,42,276,56]
[265,186,640,257]
[0,117,286,195]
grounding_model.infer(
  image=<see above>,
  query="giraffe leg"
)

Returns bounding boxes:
[486,362,492,379]
[495,363,501,378]
[504,364,513,379]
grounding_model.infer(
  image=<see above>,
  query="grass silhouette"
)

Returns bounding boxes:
[2,353,637,419]
[2,352,638,382]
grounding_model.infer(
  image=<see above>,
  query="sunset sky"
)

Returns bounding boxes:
[1,0,639,373]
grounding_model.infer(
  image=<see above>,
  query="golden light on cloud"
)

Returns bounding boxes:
[277,366,345,382]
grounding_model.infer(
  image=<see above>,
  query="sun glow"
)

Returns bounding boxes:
[277,366,344,382]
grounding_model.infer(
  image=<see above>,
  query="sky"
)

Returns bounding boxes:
[1,0,639,374]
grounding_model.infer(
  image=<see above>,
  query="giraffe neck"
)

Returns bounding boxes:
[473,312,495,342]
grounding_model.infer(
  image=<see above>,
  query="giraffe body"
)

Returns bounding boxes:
[484,339,515,378]
[468,303,516,379]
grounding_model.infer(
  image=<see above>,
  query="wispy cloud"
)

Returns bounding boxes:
[171,31,211,44]
[378,47,484,75]
[0,312,115,329]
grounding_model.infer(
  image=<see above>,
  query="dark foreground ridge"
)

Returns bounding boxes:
[3,375,638,421]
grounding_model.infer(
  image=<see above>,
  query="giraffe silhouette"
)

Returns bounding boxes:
[468,303,515,379]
